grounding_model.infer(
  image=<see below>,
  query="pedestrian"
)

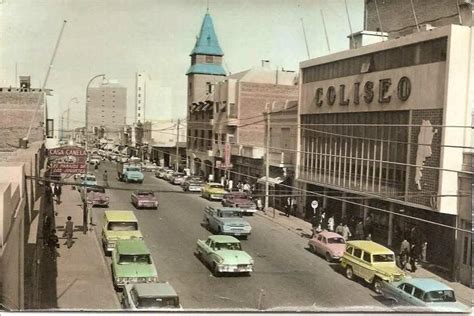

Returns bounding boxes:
[320,211,327,230]
[311,213,320,238]
[399,238,411,270]
[335,222,344,235]
[327,215,335,232]
[365,233,372,241]
[256,198,263,211]
[47,229,60,260]
[341,223,351,241]
[228,179,233,192]
[63,216,74,248]
[103,170,108,187]
[237,181,243,192]
[355,219,364,240]
[243,182,250,193]
[285,197,291,217]
[220,176,225,186]
[94,163,99,171]
[291,197,297,215]
[364,215,374,238]
[409,243,418,272]
[421,241,428,262]
[56,185,62,205]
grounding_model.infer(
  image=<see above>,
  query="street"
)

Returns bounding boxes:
[87,161,388,311]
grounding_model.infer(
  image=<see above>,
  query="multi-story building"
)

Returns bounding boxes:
[297,24,471,279]
[186,12,227,178]
[87,79,127,142]
[150,120,187,169]
[210,67,298,183]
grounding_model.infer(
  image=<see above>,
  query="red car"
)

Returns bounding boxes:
[221,192,257,215]
[87,187,110,207]
[131,191,158,209]
[308,231,346,262]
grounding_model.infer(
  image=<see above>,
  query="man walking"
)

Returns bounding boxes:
[341,223,351,241]
[399,238,411,270]
[285,197,291,217]
[56,185,62,205]
[63,216,74,248]
[103,170,109,187]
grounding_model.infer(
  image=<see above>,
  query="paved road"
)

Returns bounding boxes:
[89,161,389,311]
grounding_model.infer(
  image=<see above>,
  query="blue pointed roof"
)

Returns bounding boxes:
[191,13,224,56]
[186,63,226,76]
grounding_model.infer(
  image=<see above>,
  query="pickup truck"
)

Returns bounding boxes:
[117,162,144,183]
[202,206,251,239]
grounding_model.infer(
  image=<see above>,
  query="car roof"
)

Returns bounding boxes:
[105,210,138,222]
[317,231,344,238]
[133,283,178,298]
[116,239,150,255]
[346,240,394,254]
[402,278,453,292]
[208,235,240,243]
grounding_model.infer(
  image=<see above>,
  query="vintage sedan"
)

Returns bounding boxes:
[201,183,226,200]
[170,172,186,185]
[182,177,204,192]
[87,186,110,207]
[195,235,254,276]
[380,278,469,312]
[77,174,97,192]
[131,191,158,209]
[122,282,181,310]
[308,231,346,262]
[222,192,257,215]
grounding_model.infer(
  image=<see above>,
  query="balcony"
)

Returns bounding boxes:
[227,118,238,126]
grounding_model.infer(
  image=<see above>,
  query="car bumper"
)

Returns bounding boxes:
[128,179,143,182]
[222,231,251,237]
[217,264,253,273]
[137,203,158,208]
[210,194,224,200]
[188,186,202,192]
[92,200,109,206]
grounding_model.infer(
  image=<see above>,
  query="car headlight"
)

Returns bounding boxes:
[116,277,124,283]
[216,257,223,264]
[147,276,158,282]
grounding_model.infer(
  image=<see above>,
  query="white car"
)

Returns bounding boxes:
[121,283,181,310]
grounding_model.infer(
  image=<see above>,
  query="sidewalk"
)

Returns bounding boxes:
[47,185,120,310]
[255,207,473,307]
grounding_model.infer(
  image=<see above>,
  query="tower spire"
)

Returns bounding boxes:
[206,0,209,13]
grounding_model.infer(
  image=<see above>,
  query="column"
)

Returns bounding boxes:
[341,192,347,220]
[388,205,394,247]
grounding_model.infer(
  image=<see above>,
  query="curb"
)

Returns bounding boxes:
[254,210,312,238]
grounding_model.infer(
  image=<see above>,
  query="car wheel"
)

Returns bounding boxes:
[345,266,354,280]
[241,235,248,240]
[309,245,316,253]
[373,277,383,294]
[212,263,221,277]
[325,252,332,262]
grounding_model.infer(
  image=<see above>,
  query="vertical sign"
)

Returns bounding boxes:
[224,143,231,168]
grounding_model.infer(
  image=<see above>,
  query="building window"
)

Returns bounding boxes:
[138,94,141,97]
[138,100,141,104]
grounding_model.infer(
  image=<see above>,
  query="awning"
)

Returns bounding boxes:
[257,176,285,186]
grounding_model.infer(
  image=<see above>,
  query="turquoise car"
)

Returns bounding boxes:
[111,239,158,290]
[78,174,97,192]
[380,277,469,312]
[195,235,254,277]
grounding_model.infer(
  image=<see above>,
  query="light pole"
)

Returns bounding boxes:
[83,74,105,234]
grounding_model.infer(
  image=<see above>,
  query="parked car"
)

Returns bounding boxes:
[380,278,469,312]
[111,239,158,290]
[195,235,254,276]
[77,174,97,192]
[201,183,226,200]
[340,240,406,294]
[89,155,101,165]
[155,167,170,179]
[122,282,182,310]
[163,170,175,181]
[202,206,251,239]
[308,231,346,262]
[131,191,158,209]
[142,162,159,172]
[101,210,143,254]
[87,186,110,207]
[170,172,186,185]
[182,176,204,192]
[222,192,257,215]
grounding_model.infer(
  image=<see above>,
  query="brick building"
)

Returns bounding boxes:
[297,24,471,278]
[364,0,472,38]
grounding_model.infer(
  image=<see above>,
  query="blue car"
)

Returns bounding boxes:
[78,174,98,192]
[380,277,469,312]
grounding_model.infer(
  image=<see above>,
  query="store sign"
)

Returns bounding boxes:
[48,146,87,174]
[314,76,411,108]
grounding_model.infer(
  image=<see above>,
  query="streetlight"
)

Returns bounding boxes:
[82,74,106,234]
[61,97,79,141]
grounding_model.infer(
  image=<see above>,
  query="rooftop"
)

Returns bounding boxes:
[228,67,298,86]
[208,235,240,243]
[347,240,393,254]
[190,13,224,56]
[186,63,226,76]
[404,278,453,292]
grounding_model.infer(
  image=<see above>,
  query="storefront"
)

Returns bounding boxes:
[297,25,471,276]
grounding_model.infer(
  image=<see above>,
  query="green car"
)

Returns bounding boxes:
[195,235,254,277]
[102,210,143,254]
[111,239,158,290]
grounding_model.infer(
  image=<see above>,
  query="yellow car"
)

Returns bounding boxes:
[101,210,143,254]
[340,240,406,294]
[201,182,226,200]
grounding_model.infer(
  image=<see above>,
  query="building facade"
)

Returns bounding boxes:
[135,72,146,123]
[87,80,127,142]
[297,25,471,277]
[186,12,227,178]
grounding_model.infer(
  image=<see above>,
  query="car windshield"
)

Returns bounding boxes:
[174,173,184,177]
[137,296,179,309]
[127,167,141,172]
[327,237,345,244]
[88,187,105,193]
[118,254,151,264]
[137,192,154,197]
[221,211,242,218]
[424,290,456,303]
[372,253,395,262]
[86,176,96,182]
[214,242,242,251]
[210,184,224,189]
[108,222,138,231]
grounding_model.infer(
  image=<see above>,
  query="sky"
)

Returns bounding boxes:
[0,0,364,129]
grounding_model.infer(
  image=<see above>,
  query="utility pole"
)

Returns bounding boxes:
[264,110,271,212]
[175,119,180,171]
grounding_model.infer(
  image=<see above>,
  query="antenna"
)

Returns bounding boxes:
[300,18,310,59]
[374,0,385,41]
[206,0,209,13]
[409,0,420,32]
[344,0,355,49]
[320,10,331,53]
